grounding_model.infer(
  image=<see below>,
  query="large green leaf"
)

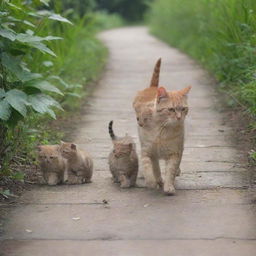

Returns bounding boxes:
[27,41,56,56]
[48,75,69,88]
[48,14,73,25]
[1,52,42,82]
[6,2,22,10]
[5,89,28,117]
[0,99,11,121]
[23,20,35,27]
[44,36,63,41]
[0,28,16,41]
[40,0,50,6]
[26,80,63,95]
[16,33,62,43]
[28,94,63,119]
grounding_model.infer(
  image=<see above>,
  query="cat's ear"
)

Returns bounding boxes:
[157,87,168,103]
[128,143,133,150]
[60,140,65,145]
[71,143,77,150]
[180,86,192,96]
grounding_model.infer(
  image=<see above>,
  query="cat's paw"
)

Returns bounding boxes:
[163,184,176,196]
[120,176,131,188]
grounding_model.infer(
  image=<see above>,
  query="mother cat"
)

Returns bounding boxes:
[133,58,191,195]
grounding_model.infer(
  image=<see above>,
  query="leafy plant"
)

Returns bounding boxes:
[0,1,72,123]
[0,0,122,182]
[148,0,256,117]
[0,0,76,174]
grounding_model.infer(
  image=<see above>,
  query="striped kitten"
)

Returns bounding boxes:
[108,121,138,188]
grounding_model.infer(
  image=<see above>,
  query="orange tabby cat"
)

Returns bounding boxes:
[37,145,67,185]
[59,141,93,184]
[133,58,191,195]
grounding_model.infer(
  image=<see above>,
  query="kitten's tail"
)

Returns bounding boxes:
[150,58,161,87]
[108,120,116,140]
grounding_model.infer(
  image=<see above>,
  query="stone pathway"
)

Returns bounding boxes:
[1,27,255,256]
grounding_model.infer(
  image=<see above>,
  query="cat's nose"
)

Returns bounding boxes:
[176,113,182,120]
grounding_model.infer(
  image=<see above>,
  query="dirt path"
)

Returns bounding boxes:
[1,27,256,256]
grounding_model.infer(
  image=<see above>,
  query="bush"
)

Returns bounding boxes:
[0,0,119,180]
[96,0,151,22]
[148,0,256,117]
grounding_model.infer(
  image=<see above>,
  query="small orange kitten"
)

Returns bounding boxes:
[59,141,93,184]
[37,145,67,185]
[133,58,191,195]
[108,121,138,188]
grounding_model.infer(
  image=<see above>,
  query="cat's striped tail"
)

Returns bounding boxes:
[108,120,116,140]
[150,58,161,87]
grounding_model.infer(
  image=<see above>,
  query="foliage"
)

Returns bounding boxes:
[250,150,256,162]
[52,0,151,22]
[0,0,119,180]
[0,1,69,124]
[0,0,75,173]
[96,0,151,22]
[148,0,256,116]
[93,11,125,30]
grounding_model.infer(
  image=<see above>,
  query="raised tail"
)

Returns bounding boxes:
[150,58,161,87]
[108,120,116,140]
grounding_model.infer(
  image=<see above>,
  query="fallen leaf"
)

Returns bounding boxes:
[25,229,32,233]
[72,217,80,221]
[144,204,150,208]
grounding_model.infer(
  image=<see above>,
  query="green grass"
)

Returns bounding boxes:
[148,0,256,117]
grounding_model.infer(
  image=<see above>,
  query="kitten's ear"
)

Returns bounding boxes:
[157,87,168,103]
[60,140,65,145]
[128,143,133,150]
[180,86,192,96]
[37,145,42,151]
[71,143,77,150]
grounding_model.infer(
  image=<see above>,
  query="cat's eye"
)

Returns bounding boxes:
[181,107,187,111]
[168,108,175,112]
[136,117,139,121]
[113,150,116,153]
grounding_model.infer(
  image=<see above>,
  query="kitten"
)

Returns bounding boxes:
[37,145,67,185]
[59,141,93,184]
[108,121,138,188]
[136,104,154,128]
[133,58,191,195]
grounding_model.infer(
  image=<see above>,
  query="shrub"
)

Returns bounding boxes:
[148,0,256,116]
